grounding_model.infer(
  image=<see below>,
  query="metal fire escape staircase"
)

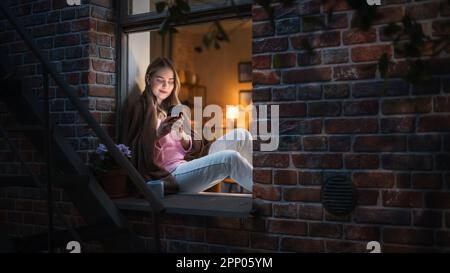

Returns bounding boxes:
[0,1,252,253]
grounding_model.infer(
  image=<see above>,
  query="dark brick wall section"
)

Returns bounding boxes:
[251,0,450,253]
[0,0,449,253]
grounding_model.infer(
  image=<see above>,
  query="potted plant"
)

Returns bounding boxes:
[92,143,132,198]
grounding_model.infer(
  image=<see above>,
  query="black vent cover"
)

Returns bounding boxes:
[321,175,357,216]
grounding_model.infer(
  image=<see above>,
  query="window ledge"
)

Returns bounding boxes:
[114,192,253,217]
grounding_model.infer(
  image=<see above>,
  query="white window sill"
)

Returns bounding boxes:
[114,192,253,217]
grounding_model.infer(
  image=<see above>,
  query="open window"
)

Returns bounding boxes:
[116,0,253,216]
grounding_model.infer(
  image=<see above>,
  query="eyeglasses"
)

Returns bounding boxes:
[154,76,175,87]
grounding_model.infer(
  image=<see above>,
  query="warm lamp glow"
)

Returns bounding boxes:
[226,106,239,120]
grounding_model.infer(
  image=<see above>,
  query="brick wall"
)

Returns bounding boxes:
[251,0,450,252]
[0,0,117,244]
[1,0,449,252]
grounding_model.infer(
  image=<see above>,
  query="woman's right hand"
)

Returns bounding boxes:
[156,115,182,140]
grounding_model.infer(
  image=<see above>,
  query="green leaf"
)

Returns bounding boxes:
[155,1,167,13]
[214,21,230,42]
[176,0,191,12]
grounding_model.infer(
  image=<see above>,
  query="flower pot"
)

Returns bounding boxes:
[98,168,128,198]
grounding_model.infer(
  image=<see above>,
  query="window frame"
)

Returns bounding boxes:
[116,0,252,141]
[114,1,254,216]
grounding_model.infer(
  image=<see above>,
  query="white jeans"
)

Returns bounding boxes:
[171,128,253,193]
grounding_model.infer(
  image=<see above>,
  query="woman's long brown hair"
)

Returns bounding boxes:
[123,57,181,193]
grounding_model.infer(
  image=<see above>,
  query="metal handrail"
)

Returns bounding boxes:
[0,3,164,215]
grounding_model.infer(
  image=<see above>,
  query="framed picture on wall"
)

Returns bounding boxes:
[239,90,252,106]
[238,62,252,83]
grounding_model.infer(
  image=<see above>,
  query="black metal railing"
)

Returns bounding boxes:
[0,2,164,252]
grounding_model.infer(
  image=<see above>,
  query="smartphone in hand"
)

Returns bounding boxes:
[167,105,183,118]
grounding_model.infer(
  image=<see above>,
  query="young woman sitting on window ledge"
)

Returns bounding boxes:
[123,57,253,196]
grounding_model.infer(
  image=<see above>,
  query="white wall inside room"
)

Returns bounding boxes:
[172,19,252,109]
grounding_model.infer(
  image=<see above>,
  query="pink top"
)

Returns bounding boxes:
[154,118,192,173]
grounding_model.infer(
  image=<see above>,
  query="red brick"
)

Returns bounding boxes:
[432,19,450,36]
[273,53,296,68]
[292,153,343,169]
[307,102,341,117]
[297,204,323,220]
[329,136,350,152]
[409,134,441,152]
[344,226,380,241]
[353,172,395,188]
[283,67,331,83]
[298,0,321,15]
[268,219,307,236]
[283,187,321,202]
[418,115,450,132]
[253,169,272,185]
[96,73,111,84]
[425,192,450,209]
[97,21,115,34]
[382,191,423,208]
[280,119,322,135]
[280,238,323,252]
[344,154,379,169]
[252,55,271,69]
[353,136,406,152]
[435,96,450,112]
[252,6,270,21]
[353,6,404,26]
[55,34,80,47]
[406,2,439,19]
[88,86,115,97]
[298,171,322,186]
[274,170,297,185]
[72,19,90,31]
[382,98,431,114]
[253,70,280,85]
[323,0,351,12]
[333,64,377,80]
[99,47,114,60]
[352,45,392,62]
[356,189,379,205]
[206,229,248,247]
[165,226,204,242]
[325,118,378,134]
[92,59,115,73]
[279,102,306,117]
[303,136,327,151]
[253,21,275,38]
[291,31,340,49]
[309,223,342,239]
[273,203,298,219]
[325,241,366,253]
[382,154,433,170]
[413,210,442,228]
[323,48,348,64]
[253,184,281,201]
[253,37,288,54]
[207,217,241,229]
[354,208,410,225]
[250,233,279,250]
[343,100,378,116]
[411,173,442,189]
[381,117,415,133]
[383,228,434,245]
[343,28,377,45]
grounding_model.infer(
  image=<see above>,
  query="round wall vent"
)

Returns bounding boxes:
[321,175,357,216]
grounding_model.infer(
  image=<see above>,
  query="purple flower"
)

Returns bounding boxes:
[96,143,132,160]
